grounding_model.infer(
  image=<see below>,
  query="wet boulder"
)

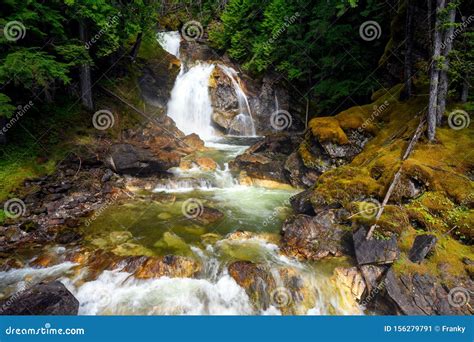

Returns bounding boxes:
[281,211,350,260]
[289,189,315,215]
[333,267,366,301]
[0,281,79,315]
[353,227,399,265]
[106,143,180,176]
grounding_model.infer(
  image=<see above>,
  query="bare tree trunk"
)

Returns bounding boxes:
[436,2,456,125]
[402,0,414,99]
[461,76,469,102]
[0,117,7,145]
[79,20,94,111]
[130,32,143,62]
[427,0,446,141]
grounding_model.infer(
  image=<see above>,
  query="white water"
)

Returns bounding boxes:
[158,32,256,140]
[156,31,181,58]
[166,63,217,139]
[218,65,256,136]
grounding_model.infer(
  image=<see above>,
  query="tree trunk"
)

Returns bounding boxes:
[79,20,94,111]
[461,76,469,102]
[436,3,456,125]
[402,0,414,99]
[427,0,446,141]
[130,32,143,62]
[0,117,7,145]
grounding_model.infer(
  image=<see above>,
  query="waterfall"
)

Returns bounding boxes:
[157,32,256,140]
[156,31,181,58]
[166,63,217,139]
[218,65,256,137]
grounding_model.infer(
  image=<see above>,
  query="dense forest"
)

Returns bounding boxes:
[0,0,472,316]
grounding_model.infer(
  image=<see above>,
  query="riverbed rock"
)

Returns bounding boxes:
[381,269,473,315]
[230,134,303,184]
[353,227,399,265]
[333,267,366,301]
[188,206,224,225]
[106,143,180,176]
[195,157,218,171]
[131,255,201,279]
[281,211,350,260]
[408,234,437,263]
[289,189,315,215]
[0,281,79,315]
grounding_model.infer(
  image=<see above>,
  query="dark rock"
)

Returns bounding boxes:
[101,169,114,183]
[56,230,81,244]
[190,207,224,225]
[106,143,180,176]
[353,227,399,265]
[408,234,437,263]
[281,211,350,260]
[289,189,315,215]
[382,269,472,315]
[0,281,79,315]
[359,264,388,293]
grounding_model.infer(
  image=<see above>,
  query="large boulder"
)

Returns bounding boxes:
[230,134,303,184]
[408,234,437,263]
[0,281,78,315]
[281,211,350,260]
[353,227,399,265]
[106,143,180,176]
[381,269,473,315]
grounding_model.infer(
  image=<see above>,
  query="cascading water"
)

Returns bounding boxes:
[157,32,256,139]
[166,63,217,139]
[218,65,256,137]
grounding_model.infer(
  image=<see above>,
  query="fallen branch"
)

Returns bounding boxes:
[366,114,426,240]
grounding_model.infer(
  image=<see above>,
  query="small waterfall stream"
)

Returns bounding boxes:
[159,31,256,139]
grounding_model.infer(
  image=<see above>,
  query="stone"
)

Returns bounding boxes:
[408,234,437,263]
[189,206,224,225]
[0,281,79,315]
[289,189,315,215]
[353,227,399,265]
[195,157,218,171]
[333,267,366,300]
[132,255,201,279]
[281,211,350,260]
[106,143,180,176]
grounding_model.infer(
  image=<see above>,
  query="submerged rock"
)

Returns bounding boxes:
[281,211,350,260]
[0,281,78,315]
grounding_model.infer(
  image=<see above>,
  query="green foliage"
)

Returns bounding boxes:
[0,93,16,118]
[209,0,388,113]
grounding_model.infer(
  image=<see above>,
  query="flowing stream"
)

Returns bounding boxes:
[0,32,363,316]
